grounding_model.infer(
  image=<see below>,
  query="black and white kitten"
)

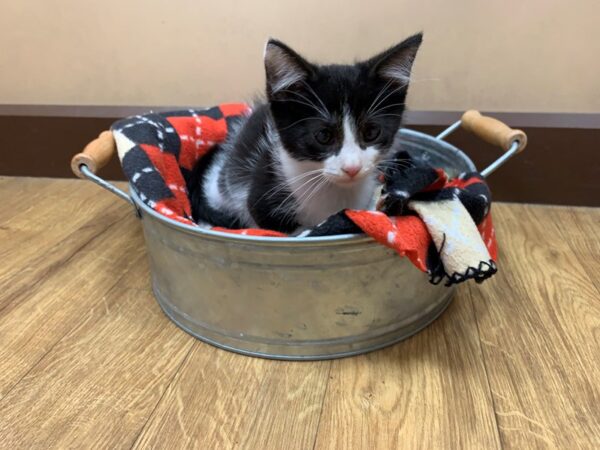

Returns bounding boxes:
[188,33,423,233]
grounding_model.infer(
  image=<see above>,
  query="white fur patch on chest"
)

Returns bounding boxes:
[277,146,379,227]
[295,176,378,226]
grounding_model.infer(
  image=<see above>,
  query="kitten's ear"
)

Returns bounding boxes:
[367,33,423,84]
[264,39,313,96]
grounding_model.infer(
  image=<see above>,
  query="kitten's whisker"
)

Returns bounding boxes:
[271,172,324,215]
[288,180,321,220]
[253,169,324,206]
[366,79,394,116]
[289,90,330,118]
[377,161,412,167]
[298,176,329,211]
[300,81,329,116]
[279,116,323,131]
[285,168,326,183]
[267,170,325,200]
[275,175,323,225]
[368,102,406,118]
[369,83,407,114]
[274,97,326,117]
[281,173,326,217]
[378,166,410,174]
[404,77,441,84]
[378,157,412,165]
[369,113,406,120]
[377,158,413,168]
[278,90,330,119]
[273,96,322,115]
[377,161,410,167]
[377,162,413,173]
[368,77,437,117]
[368,83,409,117]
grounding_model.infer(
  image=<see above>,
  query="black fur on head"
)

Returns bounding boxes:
[263,33,423,162]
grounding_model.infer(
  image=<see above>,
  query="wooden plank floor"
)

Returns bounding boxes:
[0,176,598,449]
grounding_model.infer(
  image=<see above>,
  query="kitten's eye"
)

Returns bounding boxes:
[314,128,334,145]
[362,124,381,143]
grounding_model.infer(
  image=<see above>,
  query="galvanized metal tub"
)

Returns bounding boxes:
[135,129,474,360]
[72,113,526,360]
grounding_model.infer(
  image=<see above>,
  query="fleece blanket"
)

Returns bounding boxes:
[111,103,497,286]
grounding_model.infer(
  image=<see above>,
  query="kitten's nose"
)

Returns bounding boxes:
[342,165,362,178]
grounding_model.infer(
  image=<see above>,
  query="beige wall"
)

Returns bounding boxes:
[1,0,599,112]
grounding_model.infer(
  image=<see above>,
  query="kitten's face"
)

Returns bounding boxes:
[264,34,422,187]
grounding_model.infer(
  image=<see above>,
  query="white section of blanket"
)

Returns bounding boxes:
[410,198,491,277]
[113,130,137,161]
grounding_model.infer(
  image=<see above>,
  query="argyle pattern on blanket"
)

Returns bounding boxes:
[111,103,498,286]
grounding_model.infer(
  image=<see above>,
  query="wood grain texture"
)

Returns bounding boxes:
[133,346,331,449]
[0,179,129,312]
[540,206,600,292]
[469,204,600,449]
[314,289,502,450]
[0,261,194,449]
[0,178,599,449]
[0,179,138,398]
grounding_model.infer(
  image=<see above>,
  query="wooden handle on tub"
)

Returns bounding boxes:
[461,110,527,153]
[71,130,116,178]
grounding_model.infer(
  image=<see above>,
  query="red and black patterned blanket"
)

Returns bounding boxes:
[112,103,497,286]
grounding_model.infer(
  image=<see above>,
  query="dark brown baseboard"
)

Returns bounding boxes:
[0,106,598,206]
